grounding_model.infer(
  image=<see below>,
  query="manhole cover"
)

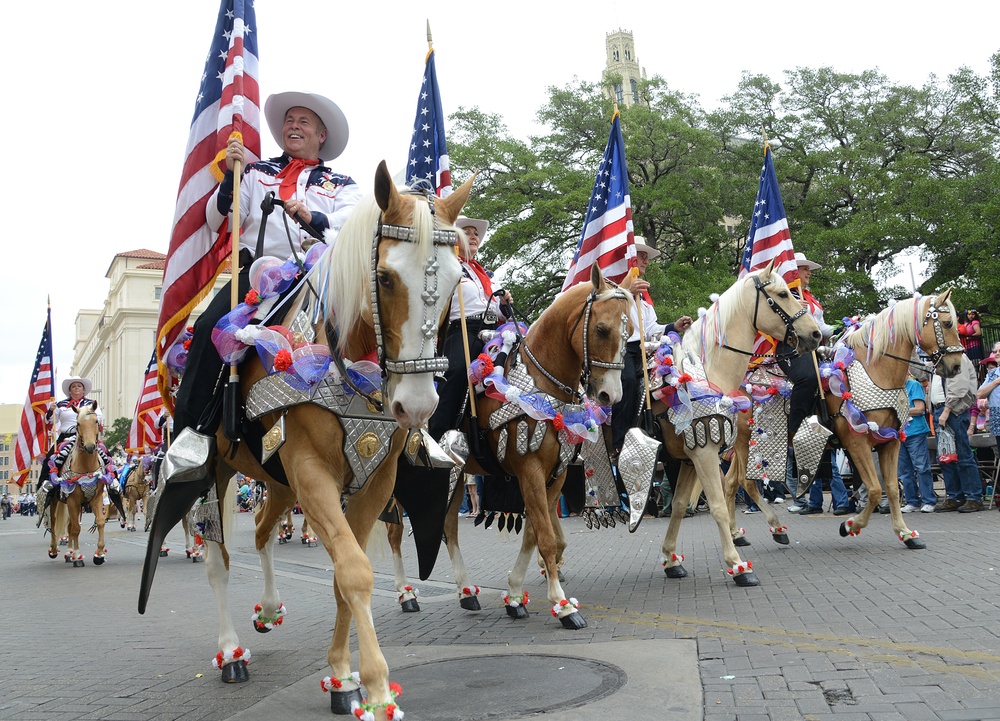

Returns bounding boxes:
[392,654,626,720]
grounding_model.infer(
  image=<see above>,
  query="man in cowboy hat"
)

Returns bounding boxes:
[155,92,363,553]
[172,91,362,446]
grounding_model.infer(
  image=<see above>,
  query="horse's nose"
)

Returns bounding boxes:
[597,390,612,406]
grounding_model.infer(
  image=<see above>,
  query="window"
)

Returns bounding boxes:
[154,286,162,300]
[625,49,631,61]
[613,49,620,61]
[630,79,639,104]
[614,84,623,103]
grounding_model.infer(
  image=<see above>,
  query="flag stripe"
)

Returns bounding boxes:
[127,349,163,453]
[562,112,636,290]
[405,48,453,197]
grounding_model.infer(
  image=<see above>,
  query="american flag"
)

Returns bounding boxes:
[127,350,164,453]
[13,310,54,487]
[738,144,799,287]
[738,144,801,361]
[405,47,452,196]
[155,0,260,409]
[562,111,636,291]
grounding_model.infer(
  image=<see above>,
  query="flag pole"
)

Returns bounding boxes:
[224,147,243,441]
[46,298,57,454]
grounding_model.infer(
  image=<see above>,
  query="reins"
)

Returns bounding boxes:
[718,274,807,360]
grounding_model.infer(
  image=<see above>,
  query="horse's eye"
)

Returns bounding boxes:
[377,271,393,290]
[595,324,611,339]
[777,291,788,298]
[942,320,953,329]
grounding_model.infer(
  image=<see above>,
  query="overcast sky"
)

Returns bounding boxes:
[1,0,996,405]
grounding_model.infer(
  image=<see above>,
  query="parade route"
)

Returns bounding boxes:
[3,501,1000,720]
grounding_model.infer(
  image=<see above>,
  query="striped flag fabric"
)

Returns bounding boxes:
[405,47,452,197]
[13,310,54,487]
[738,143,801,362]
[155,0,260,409]
[562,110,636,291]
[738,144,800,288]
[127,350,164,453]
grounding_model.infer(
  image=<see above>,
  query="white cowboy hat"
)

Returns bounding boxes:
[454,217,489,240]
[794,251,822,270]
[61,376,93,397]
[263,91,350,160]
[634,237,661,260]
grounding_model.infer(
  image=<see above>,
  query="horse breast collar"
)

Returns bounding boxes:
[842,360,909,425]
[658,350,737,450]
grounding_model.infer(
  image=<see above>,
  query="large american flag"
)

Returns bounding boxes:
[155,0,260,409]
[13,310,54,487]
[738,144,799,287]
[405,47,452,197]
[127,350,164,453]
[562,111,636,290]
[738,144,800,361]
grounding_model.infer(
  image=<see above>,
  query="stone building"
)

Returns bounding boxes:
[604,29,647,107]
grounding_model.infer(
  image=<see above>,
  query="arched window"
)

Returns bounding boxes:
[614,83,623,104]
[630,79,639,104]
[613,49,620,61]
[625,48,631,61]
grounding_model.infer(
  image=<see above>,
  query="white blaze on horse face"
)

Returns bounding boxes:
[591,365,624,407]
[381,241,462,429]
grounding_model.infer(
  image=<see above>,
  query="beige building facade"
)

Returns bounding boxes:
[604,29,647,108]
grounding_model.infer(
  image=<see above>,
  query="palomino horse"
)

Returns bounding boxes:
[723,291,963,549]
[140,162,470,717]
[388,264,633,627]
[123,461,152,532]
[45,406,116,566]
[652,261,821,586]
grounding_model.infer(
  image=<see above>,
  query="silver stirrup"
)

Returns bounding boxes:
[792,415,832,497]
[162,427,215,484]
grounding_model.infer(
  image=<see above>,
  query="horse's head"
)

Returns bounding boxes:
[364,161,471,428]
[916,289,964,378]
[73,404,100,455]
[558,263,632,406]
[747,261,822,354]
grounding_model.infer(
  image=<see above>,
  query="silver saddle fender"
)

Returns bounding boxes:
[619,428,661,533]
[161,427,216,484]
[792,415,833,497]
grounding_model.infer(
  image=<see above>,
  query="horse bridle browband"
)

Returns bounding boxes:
[521,286,630,402]
[370,190,459,378]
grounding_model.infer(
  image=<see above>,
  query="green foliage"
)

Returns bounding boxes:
[104,417,131,450]
[447,54,1000,326]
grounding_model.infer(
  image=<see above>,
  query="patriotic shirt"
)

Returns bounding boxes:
[47,398,102,436]
[208,154,363,260]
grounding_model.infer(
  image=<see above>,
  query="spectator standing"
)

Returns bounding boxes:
[898,373,937,513]
[960,309,984,379]
[977,352,1000,460]
[932,354,983,512]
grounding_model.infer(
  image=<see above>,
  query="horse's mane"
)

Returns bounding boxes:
[314,190,454,355]
[842,296,933,356]
[682,270,781,363]
[529,280,634,337]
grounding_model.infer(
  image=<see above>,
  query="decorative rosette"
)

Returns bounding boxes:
[726,560,753,576]
[551,597,581,617]
[459,585,480,599]
[212,646,250,669]
[397,585,418,603]
[898,529,919,542]
[768,525,788,534]
[502,590,529,608]
[843,517,860,536]
[348,681,403,721]
[251,602,286,630]
[660,553,684,568]
[818,345,855,396]
[321,671,361,692]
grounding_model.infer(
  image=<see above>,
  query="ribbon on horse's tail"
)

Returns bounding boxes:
[632,268,656,435]
[223,143,243,444]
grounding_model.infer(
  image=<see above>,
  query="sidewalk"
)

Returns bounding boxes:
[3,499,1000,720]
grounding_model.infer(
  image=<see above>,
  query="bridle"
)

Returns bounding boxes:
[877,297,964,372]
[721,274,809,359]
[521,285,630,402]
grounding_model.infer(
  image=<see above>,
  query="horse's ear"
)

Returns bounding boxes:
[936,287,954,305]
[436,171,478,225]
[620,268,635,291]
[71,405,80,416]
[590,262,608,293]
[374,160,399,212]
[761,258,777,279]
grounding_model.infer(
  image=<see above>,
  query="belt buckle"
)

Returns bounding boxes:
[483,311,498,326]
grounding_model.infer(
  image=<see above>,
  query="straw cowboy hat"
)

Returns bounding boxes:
[634,236,661,260]
[263,91,350,160]
[61,376,93,397]
[454,217,489,239]
[794,251,822,270]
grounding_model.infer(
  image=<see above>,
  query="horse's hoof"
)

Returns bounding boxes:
[734,536,751,547]
[47,550,58,559]
[253,622,271,634]
[400,598,420,613]
[159,550,169,557]
[64,555,72,563]
[904,537,927,550]
[58,539,68,546]
[192,554,204,563]
[559,611,588,630]
[664,564,688,579]
[839,522,850,538]
[308,541,318,548]
[73,559,85,568]
[301,537,308,544]
[459,595,481,611]
[505,604,529,620]
[732,571,760,587]
[220,659,249,683]
[93,555,105,566]
[772,533,790,545]
[278,537,288,545]
[329,687,364,715]
[119,522,126,529]
[186,550,192,558]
